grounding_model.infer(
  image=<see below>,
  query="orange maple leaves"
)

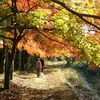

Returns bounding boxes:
[9,0,40,12]
[17,30,73,58]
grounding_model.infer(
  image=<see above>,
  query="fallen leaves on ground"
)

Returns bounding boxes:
[0,66,79,100]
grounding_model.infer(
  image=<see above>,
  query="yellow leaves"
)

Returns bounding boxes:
[73,0,94,3]
[87,0,94,3]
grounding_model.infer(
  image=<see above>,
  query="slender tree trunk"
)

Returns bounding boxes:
[0,49,4,74]
[0,43,7,74]
[19,51,25,71]
[14,50,19,71]
[27,56,31,71]
[19,51,22,71]
[4,51,10,89]
[10,59,14,80]
[21,52,25,71]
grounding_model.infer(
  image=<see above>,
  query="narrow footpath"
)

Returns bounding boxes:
[11,65,79,100]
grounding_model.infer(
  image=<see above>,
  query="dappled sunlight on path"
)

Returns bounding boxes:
[0,65,79,100]
[13,67,67,90]
[0,62,100,100]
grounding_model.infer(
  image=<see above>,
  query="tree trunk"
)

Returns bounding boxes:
[19,51,22,71]
[19,51,25,71]
[19,51,24,71]
[4,51,11,89]
[0,42,7,74]
[10,59,14,80]
[14,50,19,71]
[0,49,4,74]
[4,42,17,89]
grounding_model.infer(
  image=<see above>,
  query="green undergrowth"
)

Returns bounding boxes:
[64,61,100,99]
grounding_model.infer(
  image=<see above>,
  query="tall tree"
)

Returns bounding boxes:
[0,0,40,89]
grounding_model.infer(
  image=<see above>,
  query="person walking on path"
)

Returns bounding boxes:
[36,58,42,77]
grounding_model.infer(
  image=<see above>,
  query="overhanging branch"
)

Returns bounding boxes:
[51,0,100,30]
[80,17,100,30]
[39,30,76,54]
[51,0,100,19]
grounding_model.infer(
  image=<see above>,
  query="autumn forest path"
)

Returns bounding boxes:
[0,64,79,100]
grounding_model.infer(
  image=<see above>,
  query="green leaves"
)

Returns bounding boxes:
[16,9,48,28]
[29,10,48,29]
[16,13,30,26]
[43,0,51,3]
[51,7,100,65]
[87,0,94,3]
[52,9,70,33]
[0,0,8,4]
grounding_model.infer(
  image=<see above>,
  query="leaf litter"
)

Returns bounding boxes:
[0,65,93,100]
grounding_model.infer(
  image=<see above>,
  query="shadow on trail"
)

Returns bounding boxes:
[0,81,79,100]
[26,87,78,100]
[0,62,79,100]
[0,82,78,100]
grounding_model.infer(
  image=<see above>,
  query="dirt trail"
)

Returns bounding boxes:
[7,65,79,100]
[0,64,100,100]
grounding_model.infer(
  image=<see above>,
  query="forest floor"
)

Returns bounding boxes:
[0,61,100,100]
